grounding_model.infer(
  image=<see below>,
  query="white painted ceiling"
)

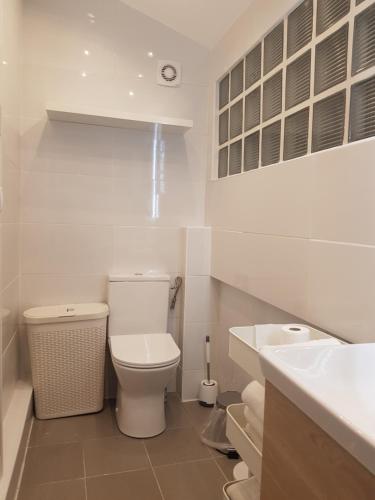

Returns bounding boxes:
[120,0,254,48]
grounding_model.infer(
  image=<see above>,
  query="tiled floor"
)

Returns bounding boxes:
[17,395,240,500]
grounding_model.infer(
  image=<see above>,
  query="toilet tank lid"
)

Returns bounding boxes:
[23,303,109,324]
[108,273,170,283]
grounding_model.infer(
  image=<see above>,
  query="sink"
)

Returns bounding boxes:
[259,343,375,474]
[229,324,341,384]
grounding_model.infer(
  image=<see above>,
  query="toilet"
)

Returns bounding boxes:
[108,274,180,438]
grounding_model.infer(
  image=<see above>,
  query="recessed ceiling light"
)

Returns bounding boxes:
[129,91,134,96]
[138,73,144,79]
[84,49,90,56]
[81,71,87,78]
[2,60,8,65]
[147,51,154,58]
[87,12,95,18]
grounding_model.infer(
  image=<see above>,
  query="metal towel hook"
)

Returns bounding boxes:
[170,276,182,310]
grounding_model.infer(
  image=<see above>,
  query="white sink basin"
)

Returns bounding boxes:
[229,324,341,384]
[260,343,375,474]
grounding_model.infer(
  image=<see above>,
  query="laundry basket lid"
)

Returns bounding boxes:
[23,303,109,324]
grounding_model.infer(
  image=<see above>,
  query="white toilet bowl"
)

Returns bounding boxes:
[110,333,180,438]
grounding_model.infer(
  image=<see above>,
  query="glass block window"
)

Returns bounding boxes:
[352,4,375,76]
[262,121,281,166]
[315,24,348,95]
[229,140,243,175]
[219,74,229,109]
[287,0,313,57]
[263,70,283,121]
[230,100,243,139]
[350,75,375,142]
[264,22,284,75]
[316,0,350,35]
[218,147,228,178]
[219,110,229,145]
[245,44,262,89]
[284,108,310,160]
[312,91,346,152]
[215,0,375,179]
[286,50,311,109]
[245,86,261,131]
[244,132,260,171]
[230,61,244,100]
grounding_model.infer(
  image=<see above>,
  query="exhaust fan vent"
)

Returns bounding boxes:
[157,60,181,87]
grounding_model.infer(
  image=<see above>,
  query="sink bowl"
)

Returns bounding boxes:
[229,324,341,384]
[260,343,375,474]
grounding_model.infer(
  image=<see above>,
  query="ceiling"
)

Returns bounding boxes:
[120,0,254,48]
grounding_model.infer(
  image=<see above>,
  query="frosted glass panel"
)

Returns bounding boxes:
[244,132,260,171]
[287,0,313,57]
[284,108,309,160]
[316,0,350,35]
[231,61,244,100]
[229,140,242,175]
[264,22,284,75]
[263,70,283,121]
[219,110,229,145]
[218,147,228,178]
[350,76,375,142]
[312,91,346,152]
[219,74,229,109]
[245,86,261,131]
[286,50,311,109]
[246,44,262,89]
[352,4,375,76]
[262,120,281,166]
[230,100,243,139]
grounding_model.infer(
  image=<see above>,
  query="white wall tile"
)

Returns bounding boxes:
[1,279,19,353]
[20,274,107,313]
[112,179,206,227]
[307,240,375,343]
[21,170,114,225]
[21,118,114,177]
[0,163,20,223]
[2,333,19,417]
[184,276,218,323]
[182,322,214,370]
[211,230,309,318]
[311,140,375,246]
[1,223,19,291]
[113,226,185,274]
[21,224,113,275]
[206,157,313,238]
[181,368,204,401]
[185,227,211,276]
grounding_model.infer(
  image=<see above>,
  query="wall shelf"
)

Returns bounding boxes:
[46,105,193,134]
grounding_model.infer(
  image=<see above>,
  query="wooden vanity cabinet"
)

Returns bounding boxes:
[260,382,375,500]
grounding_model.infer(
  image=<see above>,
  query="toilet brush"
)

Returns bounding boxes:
[199,336,218,407]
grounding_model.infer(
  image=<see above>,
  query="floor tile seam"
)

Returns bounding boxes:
[28,432,121,448]
[82,442,88,500]
[21,476,86,487]
[85,466,151,479]
[213,457,231,482]
[152,456,217,470]
[142,440,166,500]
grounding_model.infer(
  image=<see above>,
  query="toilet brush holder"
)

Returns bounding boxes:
[199,379,218,407]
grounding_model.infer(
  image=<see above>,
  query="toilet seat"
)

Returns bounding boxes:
[110,333,180,369]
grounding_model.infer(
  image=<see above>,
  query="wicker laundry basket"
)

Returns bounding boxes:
[24,303,108,419]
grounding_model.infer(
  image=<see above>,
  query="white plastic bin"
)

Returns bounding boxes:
[24,303,109,419]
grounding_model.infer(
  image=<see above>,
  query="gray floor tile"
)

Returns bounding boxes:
[86,469,163,500]
[144,427,211,467]
[21,443,84,485]
[83,435,149,476]
[155,459,226,500]
[30,400,120,447]
[17,479,85,500]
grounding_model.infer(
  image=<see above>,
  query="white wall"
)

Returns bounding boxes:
[1,0,22,418]
[206,0,375,345]
[20,0,211,387]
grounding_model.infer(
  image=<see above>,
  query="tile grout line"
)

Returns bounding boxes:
[82,445,88,500]
[142,440,166,500]
[213,457,231,482]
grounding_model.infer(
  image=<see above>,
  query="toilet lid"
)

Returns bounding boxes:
[110,333,180,368]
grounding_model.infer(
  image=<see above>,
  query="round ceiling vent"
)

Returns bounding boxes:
[157,60,182,87]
